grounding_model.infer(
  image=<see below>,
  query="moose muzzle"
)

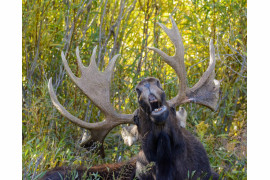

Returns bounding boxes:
[148,93,169,125]
[136,78,169,125]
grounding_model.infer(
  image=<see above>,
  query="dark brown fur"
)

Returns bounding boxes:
[135,110,219,179]
[134,78,219,180]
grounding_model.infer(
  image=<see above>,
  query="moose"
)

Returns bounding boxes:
[44,16,220,180]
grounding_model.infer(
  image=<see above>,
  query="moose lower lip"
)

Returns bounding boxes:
[151,105,166,115]
[150,105,169,125]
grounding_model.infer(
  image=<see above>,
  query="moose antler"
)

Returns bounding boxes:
[48,46,133,157]
[148,16,220,111]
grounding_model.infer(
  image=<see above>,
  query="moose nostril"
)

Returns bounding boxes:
[149,94,157,102]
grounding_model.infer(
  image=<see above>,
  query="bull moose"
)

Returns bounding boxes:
[43,16,220,180]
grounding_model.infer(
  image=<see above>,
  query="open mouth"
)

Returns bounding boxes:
[149,94,168,124]
[149,94,162,111]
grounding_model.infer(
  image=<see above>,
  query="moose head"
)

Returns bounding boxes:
[48,16,220,157]
[136,77,169,125]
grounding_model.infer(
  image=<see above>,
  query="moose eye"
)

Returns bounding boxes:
[136,88,141,97]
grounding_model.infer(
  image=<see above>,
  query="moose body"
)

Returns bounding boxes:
[134,78,218,180]
[42,78,218,180]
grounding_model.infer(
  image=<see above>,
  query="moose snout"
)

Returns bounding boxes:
[148,94,157,102]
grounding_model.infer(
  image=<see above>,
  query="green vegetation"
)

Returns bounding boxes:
[22,0,247,179]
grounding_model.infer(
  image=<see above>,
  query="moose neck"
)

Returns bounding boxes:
[140,108,186,161]
[151,120,171,137]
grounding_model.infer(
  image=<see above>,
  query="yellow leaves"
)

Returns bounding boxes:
[49,43,64,47]
[163,12,170,17]
[227,141,236,152]
[58,161,63,167]
[236,39,244,46]
[51,159,60,167]
[205,134,215,148]
[196,121,209,140]
[185,59,192,67]
[73,159,82,166]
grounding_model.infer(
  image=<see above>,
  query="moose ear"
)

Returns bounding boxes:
[156,80,163,90]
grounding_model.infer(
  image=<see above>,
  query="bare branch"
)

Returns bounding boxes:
[97,0,108,65]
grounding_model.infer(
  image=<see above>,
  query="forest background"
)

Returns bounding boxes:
[20,0,246,179]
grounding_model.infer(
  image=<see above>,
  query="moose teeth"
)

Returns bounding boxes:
[154,107,162,112]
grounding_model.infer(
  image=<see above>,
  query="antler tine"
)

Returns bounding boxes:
[76,46,87,72]
[105,53,121,80]
[61,51,79,84]
[157,16,185,58]
[89,46,98,69]
[148,15,187,105]
[148,17,220,111]
[190,40,216,91]
[186,40,220,110]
